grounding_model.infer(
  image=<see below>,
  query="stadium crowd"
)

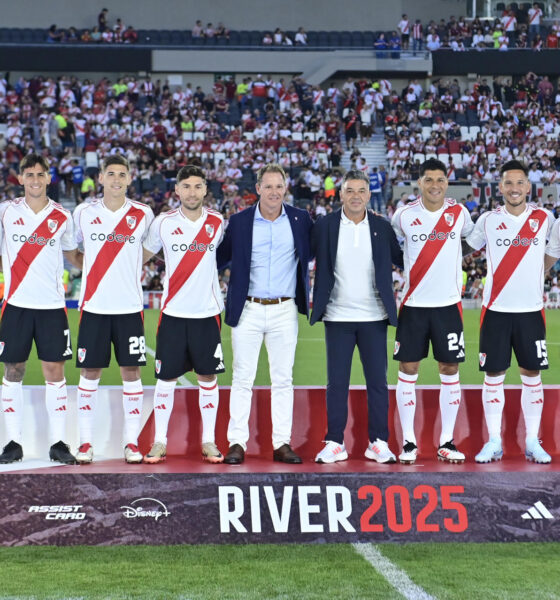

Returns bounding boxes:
[1,69,559,297]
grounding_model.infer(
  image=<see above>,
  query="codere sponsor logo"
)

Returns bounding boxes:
[496,235,539,247]
[90,232,136,243]
[411,231,456,243]
[12,233,56,246]
[171,241,215,252]
[28,505,86,520]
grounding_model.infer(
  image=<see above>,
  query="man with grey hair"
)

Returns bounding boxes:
[311,169,403,463]
[217,163,313,464]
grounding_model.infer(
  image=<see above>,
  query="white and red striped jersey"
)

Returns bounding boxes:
[143,207,224,319]
[392,198,474,307]
[73,198,154,314]
[0,198,76,309]
[466,204,555,312]
[547,218,560,259]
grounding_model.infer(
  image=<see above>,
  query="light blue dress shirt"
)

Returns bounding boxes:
[248,203,297,298]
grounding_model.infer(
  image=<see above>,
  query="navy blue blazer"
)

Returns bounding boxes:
[310,209,403,327]
[217,203,313,327]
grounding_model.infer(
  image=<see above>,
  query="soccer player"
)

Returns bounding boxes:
[72,155,154,464]
[391,158,474,464]
[142,165,225,464]
[465,160,555,464]
[0,154,82,464]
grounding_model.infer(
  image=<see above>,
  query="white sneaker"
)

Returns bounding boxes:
[399,441,418,464]
[525,439,551,464]
[365,439,396,464]
[437,440,465,464]
[76,443,93,464]
[202,442,224,464]
[315,441,348,464]
[143,441,166,464]
[124,443,143,464]
[475,439,503,463]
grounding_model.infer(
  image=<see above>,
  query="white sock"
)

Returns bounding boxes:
[520,374,543,442]
[153,379,176,444]
[2,378,23,444]
[45,379,68,444]
[123,379,143,446]
[439,373,461,446]
[77,376,99,445]
[482,374,505,441]
[396,371,418,445]
[198,378,219,444]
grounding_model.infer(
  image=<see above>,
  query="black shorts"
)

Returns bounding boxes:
[155,313,225,380]
[0,303,72,363]
[76,311,146,368]
[393,303,465,364]
[479,309,548,372]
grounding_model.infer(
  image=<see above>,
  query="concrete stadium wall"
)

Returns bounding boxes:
[3,0,465,31]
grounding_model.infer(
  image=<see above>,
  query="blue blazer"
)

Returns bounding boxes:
[217,203,313,327]
[310,209,403,327]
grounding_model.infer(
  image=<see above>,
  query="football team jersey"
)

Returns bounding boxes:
[466,204,554,313]
[143,206,224,319]
[73,198,154,314]
[0,198,76,309]
[546,218,560,259]
[392,198,474,307]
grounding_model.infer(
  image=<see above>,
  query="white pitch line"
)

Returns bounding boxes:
[353,543,437,600]
[144,344,194,387]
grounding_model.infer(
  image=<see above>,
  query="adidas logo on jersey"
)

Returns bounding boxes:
[62,347,72,357]
[90,217,102,225]
[172,227,184,235]
[404,400,415,407]
[3,407,15,413]
[155,404,166,410]
[410,218,422,226]
[13,218,25,225]
[456,350,465,358]
[79,405,92,411]
[531,398,544,404]
[496,222,507,230]
[202,402,215,409]
[129,408,140,415]
[55,405,67,411]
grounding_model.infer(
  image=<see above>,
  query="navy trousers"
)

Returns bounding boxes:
[324,320,389,444]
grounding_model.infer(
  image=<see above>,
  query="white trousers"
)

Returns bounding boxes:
[228,299,298,450]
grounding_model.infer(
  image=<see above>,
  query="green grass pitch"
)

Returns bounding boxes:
[7,308,560,386]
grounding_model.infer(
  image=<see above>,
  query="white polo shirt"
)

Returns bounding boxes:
[323,210,388,322]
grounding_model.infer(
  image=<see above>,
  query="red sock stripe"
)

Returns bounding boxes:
[199,381,218,391]
[78,387,98,392]
[123,390,143,395]
[441,380,460,386]
[398,376,417,384]
[522,382,541,387]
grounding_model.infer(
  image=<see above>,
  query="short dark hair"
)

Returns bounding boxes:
[102,154,129,172]
[20,153,49,173]
[341,169,369,186]
[500,160,528,177]
[176,165,207,183]
[419,158,447,178]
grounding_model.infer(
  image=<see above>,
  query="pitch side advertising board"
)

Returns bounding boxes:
[0,471,557,545]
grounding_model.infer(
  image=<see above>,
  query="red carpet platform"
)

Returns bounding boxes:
[1,387,559,545]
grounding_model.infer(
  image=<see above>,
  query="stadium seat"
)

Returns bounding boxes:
[244,132,254,140]
[182,132,193,141]
[85,151,99,169]
[303,132,316,141]
[451,153,463,168]
[439,154,451,166]
[228,30,240,45]
[238,31,250,45]
[292,132,303,141]
[421,126,432,140]
[328,31,340,46]
[306,31,318,45]
[469,125,481,137]
[425,153,437,160]
[351,31,363,46]
[413,153,426,162]
[340,32,352,46]
[249,31,262,46]
[193,132,206,140]
[317,31,329,46]
[204,36,217,46]
[460,125,470,140]
[170,30,184,44]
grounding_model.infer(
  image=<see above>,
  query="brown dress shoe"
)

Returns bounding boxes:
[224,444,245,464]
[273,444,302,464]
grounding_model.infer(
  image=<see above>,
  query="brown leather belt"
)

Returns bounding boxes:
[247,296,292,305]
